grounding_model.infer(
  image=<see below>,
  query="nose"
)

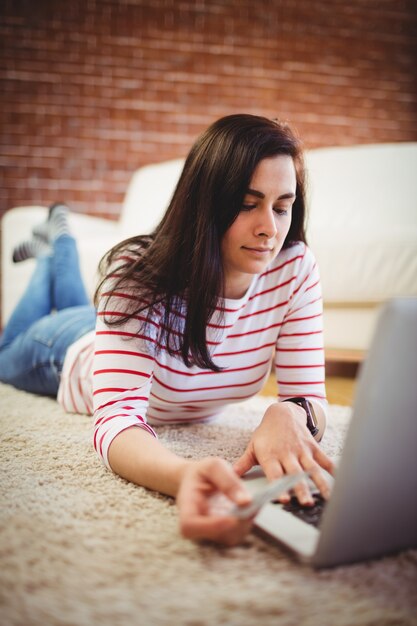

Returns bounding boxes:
[255,207,277,238]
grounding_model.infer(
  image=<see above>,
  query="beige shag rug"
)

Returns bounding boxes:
[1,382,416,626]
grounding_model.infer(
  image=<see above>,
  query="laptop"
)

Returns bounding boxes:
[244,297,417,568]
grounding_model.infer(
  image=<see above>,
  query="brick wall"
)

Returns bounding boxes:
[1,0,416,220]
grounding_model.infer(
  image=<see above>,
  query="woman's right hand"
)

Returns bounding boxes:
[176,457,255,546]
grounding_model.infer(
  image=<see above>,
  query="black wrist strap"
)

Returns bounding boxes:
[282,397,320,437]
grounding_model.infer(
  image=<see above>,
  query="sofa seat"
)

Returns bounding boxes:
[2,144,417,357]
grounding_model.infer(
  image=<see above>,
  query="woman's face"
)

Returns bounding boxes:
[221,155,297,299]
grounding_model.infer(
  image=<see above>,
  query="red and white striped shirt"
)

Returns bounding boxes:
[57,242,326,468]
[58,330,95,415]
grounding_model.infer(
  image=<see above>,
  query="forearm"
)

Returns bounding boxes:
[107,426,193,497]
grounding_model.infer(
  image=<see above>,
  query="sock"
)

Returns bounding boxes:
[47,203,71,242]
[12,236,52,263]
[32,202,71,243]
[32,219,49,242]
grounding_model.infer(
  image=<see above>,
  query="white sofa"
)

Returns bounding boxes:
[2,143,417,358]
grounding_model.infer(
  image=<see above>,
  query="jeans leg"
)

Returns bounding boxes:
[0,256,52,349]
[52,234,89,310]
[0,304,96,396]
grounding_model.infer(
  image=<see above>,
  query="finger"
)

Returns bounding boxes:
[261,457,284,482]
[310,467,331,500]
[207,458,252,506]
[176,481,207,521]
[313,446,336,475]
[181,512,234,540]
[276,490,291,505]
[233,448,256,477]
[259,459,291,505]
[300,455,332,500]
[292,479,313,506]
[178,468,250,526]
[219,518,254,547]
[180,510,253,545]
[282,457,314,506]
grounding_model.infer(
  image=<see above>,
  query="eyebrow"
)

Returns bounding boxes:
[246,188,296,201]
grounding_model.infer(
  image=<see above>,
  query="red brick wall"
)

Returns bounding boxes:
[1,0,416,220]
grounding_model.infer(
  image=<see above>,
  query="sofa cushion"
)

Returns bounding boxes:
[306,143,417,303]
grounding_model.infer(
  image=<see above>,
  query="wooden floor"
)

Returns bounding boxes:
[260,373,357,406]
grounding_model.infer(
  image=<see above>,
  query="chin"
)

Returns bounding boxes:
[247,260,273,274]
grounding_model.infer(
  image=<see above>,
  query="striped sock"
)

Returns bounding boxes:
[32,218,49,242]
[47,203,71,242]
[32,202,71,242]
[12,237,52,263]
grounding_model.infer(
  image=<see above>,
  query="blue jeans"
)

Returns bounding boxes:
[0,235,96,396]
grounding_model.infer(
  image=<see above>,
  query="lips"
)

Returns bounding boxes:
[242,246,273,253]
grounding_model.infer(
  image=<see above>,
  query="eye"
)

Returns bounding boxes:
[274,199,294,215]
[241,203,257,212]
[273,207,288,216]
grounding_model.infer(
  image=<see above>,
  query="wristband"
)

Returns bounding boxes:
[282,397,319,437]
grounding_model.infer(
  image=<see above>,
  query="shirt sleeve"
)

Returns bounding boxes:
[93,288,159,469]
[274,244,327,409]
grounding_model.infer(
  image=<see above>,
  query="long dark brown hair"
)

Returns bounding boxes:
[95,114,307,371]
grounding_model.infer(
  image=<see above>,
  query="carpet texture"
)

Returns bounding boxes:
[1,382,416,626]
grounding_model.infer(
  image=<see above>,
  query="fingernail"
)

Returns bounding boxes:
[236,489,251,504]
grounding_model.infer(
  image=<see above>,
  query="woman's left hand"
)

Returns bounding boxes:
[233,402,335,505]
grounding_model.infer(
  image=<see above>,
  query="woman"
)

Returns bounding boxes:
[1,114,334,546]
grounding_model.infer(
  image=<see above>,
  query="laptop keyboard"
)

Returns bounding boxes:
[281,493,327,528]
